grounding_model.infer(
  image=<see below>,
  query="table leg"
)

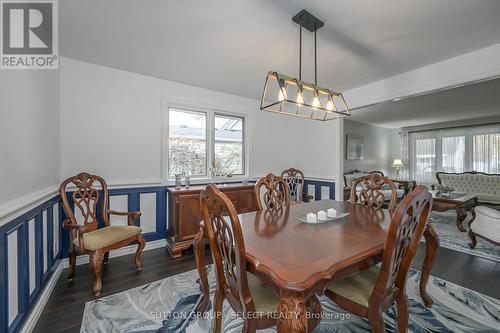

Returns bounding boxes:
[455,206,467,232]
[306,295,322,333]
[277,292,308,333]
[420,222,439,307]
[194,223,209,314]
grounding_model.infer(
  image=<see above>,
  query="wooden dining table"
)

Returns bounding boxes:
[194,199,439,333]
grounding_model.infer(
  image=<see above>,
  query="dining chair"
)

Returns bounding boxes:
[325,185,433,333]
[254,173,290,210]
[201,184,278,333]
[281,168,312,204]
[60,172,145,296]
[350,173,398,214]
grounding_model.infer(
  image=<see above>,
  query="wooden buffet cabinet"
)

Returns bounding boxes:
[166,183,257,258]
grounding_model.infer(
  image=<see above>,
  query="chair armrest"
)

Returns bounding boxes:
[108,210,141,226]
[476,206,500,220]
[62,218,87,249]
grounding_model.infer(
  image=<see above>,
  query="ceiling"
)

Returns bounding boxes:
[60,0,500,100]
[349,77,500,129]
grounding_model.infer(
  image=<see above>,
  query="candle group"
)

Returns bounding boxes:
[306,208,338,223]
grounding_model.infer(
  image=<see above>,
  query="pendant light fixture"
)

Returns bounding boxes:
[260,10,350,121]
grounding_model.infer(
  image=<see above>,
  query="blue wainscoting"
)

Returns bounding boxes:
[0,179,334,333]
[303,179,336,201]
[0,195,62,333]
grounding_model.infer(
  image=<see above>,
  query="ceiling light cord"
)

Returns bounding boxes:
[314,29,317,86]
[299,24,302,81]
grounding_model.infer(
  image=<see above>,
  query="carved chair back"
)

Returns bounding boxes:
[59,172,110,233]
[372,185,432,306]
[200,184,255,314]
[254,173,290,210]
[281,168,305,202]
[350,173,398,214]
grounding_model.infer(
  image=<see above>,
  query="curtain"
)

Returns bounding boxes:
[473,125,500,173]
[410,132,436,185]
[442,135,466,173]
[409,124,500,185]
[400,131,410,179]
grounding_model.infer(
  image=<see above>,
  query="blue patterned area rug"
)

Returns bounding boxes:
[430,211,500,263]
[81,266,500,333]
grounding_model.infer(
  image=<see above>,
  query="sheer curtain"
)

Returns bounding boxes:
[410,131,436,185]
[409,124,500,185]
[473,125,500,173]
[400,131,410,179]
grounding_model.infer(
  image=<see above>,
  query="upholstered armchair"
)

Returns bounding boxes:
[59,172,145,296]
[468,206,500,248]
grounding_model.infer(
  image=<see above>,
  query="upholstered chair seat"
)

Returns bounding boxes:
[326,185,433,333]
[468,206,500,248]
[73,225,142,251]
[60,172,145,296]
[247,273,279,315]
[326,266,379,308]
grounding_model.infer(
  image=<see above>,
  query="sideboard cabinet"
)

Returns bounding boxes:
[166,183,256,258]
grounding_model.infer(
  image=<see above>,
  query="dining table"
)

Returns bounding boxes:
[194,199,439,333]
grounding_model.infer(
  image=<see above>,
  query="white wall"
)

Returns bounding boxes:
[0,70,60,206]
[60,57,342,185]
[344,120,400,178]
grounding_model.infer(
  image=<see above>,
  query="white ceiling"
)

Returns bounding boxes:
[61,0,500,100]
[349,77,500,129]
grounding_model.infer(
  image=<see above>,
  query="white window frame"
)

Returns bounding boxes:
[162,98,249,182]
[212,112,246,177]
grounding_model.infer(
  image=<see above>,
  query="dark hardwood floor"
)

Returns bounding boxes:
[32,244,500,333]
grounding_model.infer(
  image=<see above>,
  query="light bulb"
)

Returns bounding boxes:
[296,93,304,104]
[312,96,320,108]
[326,100,334,111]
[278,89,286,102]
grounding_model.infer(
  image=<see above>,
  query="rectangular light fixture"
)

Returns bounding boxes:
[260,71,351,121]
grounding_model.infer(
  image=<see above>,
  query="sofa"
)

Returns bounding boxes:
[435,171,500,206]
[468,206,500,248]
[343,170,404,202]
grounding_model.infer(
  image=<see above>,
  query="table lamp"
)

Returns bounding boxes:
[391,159,404,179]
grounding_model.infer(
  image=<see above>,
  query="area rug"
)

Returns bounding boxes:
[430,211,500,263]
[81,266,500,333]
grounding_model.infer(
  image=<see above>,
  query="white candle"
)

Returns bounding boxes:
[306,213,317,223]
[317,210,327,221]
[327,208,337,218]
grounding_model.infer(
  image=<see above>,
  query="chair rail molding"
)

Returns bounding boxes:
[0,186,58,226]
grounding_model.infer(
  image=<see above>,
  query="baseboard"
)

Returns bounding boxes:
[61,239,167,268]
[19,260,64,333]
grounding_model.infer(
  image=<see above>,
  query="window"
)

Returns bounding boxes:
[409,125,500,182]
[168,108,207,177]
[214,115,244,175]
[415,138,435,184]
[473,133,500,173]
[442,136,465,173]
[166,106,246,179]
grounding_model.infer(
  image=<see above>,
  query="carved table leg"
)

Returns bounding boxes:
[467,200,478,249]
[420,222,439,307]
[277,292,308,333]
[456,206,467,232]
[194,223,209,314]
[306,295,322,333]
